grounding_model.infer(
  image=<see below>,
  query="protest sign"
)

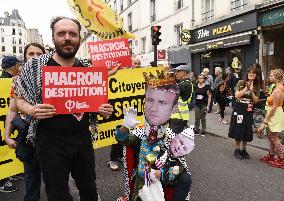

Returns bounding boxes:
[93,67,163,148]
[42,67,108,114]
[88,38,132,69]
[0,79,24,180]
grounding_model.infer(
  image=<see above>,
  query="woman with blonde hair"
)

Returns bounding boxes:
[258,69,284,169]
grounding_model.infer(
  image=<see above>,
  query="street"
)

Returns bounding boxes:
[1,134,283,201]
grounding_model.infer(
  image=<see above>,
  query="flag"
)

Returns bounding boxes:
[67,0,135,40]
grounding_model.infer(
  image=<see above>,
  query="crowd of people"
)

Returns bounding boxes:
[0,15,283,201]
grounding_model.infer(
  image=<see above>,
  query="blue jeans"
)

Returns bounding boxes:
[23,156,41,201]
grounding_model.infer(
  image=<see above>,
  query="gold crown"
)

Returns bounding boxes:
[143,69,176,87]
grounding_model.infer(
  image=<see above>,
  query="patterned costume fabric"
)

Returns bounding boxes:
[17,51,98,143]
[116,121,193,201]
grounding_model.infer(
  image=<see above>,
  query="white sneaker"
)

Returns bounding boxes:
[107,161,119,171]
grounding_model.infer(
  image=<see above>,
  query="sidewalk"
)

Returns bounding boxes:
[188,106,270,151]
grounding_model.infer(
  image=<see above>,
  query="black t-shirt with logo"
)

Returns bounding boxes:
[37,58,91,143]
[195,85,211,108]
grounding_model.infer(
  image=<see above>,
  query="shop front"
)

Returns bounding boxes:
[259,3,284,81]
[189,11,258,79]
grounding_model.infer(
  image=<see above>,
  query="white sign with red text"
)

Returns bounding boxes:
[42,67,108,114]
[88,38,132,69]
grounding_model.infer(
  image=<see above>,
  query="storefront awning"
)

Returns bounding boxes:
[189,31,253,53]
[167,45,191,64]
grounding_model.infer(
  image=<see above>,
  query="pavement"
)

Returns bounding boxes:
[188,105,271,151]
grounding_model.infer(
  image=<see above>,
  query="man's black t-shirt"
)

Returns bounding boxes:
[37,58,91,142]
[195,85,210,108]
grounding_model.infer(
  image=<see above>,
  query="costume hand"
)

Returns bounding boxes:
[98,104,113,118]
[5,137,17,149]
[123,107,140,129]
[150,169,161,182]
[31,104,56,119]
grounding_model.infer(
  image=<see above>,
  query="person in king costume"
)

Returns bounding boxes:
[116,69,195,201]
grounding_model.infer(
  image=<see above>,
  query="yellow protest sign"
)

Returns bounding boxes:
[68,0,135,39]
[93,67,162,148]
[0,78,24,180]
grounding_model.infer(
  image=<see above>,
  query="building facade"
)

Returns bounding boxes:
[0,10,27,60]
[0,9,43,61]
[258,0,284,81]
[106,0,192,66]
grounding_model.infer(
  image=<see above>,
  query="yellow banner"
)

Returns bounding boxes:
[68,0,135,39]
[0,79,24,180]
[93,67,162,148]
[0,68,161,178]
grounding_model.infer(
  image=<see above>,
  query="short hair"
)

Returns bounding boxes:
[24,43,45,62]
[50,16,81,36]
[215,67,222,74]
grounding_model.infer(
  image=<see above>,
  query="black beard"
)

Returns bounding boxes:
[55,43,79,59]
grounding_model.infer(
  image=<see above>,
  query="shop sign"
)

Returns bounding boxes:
[181,29,192,43]
[190,12,257,43]
[259,7,284,27]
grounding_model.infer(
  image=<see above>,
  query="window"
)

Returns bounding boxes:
[202,0,214,22]
[2,46,5,52]
[128,12,132,32]
[150,0,156,22]
[128,40,133,55]
[1,28,4,32]
[128,0,131,6]
[12,28,16,35]
[176,0,183,10]
[18,29,22,36]
[13,46,16,53]
[141,37,146,54]
[114,0,117,12]
[19,46,23,54]
[120,0,123,11]
[175,24,183,46]
[1,37,4,43]
[12,37,16,44]
[231,0,248,11]
[19,38,22,44]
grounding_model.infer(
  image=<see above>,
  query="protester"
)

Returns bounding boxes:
[215,73,229,124]
[225,67,236,100]
[16,16,113,201]
[4,43,45,200]
[131,57,141,68]
[202,68,214,112]
[228,66,260,159]
[194,74,212,137]
[170,65,194,134]
[116,69,194,201]
[258,69,284,169]
[0,56,20,193]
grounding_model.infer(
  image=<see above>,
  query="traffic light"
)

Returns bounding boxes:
[151,25,161,45]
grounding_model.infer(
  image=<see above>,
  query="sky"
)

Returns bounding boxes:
[0,0,75,46]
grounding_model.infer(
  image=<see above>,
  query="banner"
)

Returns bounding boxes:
[88,38,132,69]
[93,67,162,148]
[67,0,135,40]
[0,78,24,180]
[42,67,108,114]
